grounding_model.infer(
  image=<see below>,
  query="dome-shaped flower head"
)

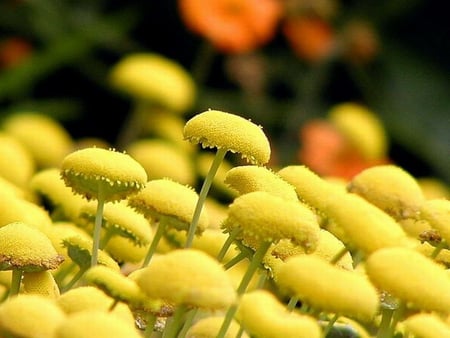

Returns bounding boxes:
[109,52,196,113]
[60,147,147,203]
[276,255,379,322]
[419,198,450,244]
[54,310,141,338]
[2,112,74,168]
[402,313,450,338]
[184,110,271,166]
[223,191,320,253]
[0,132,35,188]
[365,247,450,313]
[61,147,147,266]
[323,192,409,256]
[186,316,249,338]
[0,294,66,338]
[22,270,60,299]
[126,139,196,186]
[178,0,283,54]
[136,248,236,310]
[128,178,209,266]
[224,165,298,202]
[236,289,321,338]
[348,164,425,220]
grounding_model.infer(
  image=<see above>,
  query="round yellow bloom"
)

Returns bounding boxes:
[224,165,298,202]
[22,271,60,298]
[61,147,147,202]
[276,255,379,321]
[183,109,271,165]
[128,178,209,233]
[419,198,450,244]
[186,316,249,338]
[348,164,425,220]
[126,138,195,186]
[0,294,66,338]
[0,221,64,272]
[104,236,150,264]
[109,52,196,113]
[403,313,450,338]
[237,289,322,338]
[324,192,409,255]
[0,132,35,188]
[222,191,320,253]
[136,248,236,310]
[365,247,450,313]
[328,102,387,160]
[2,112,74,168]
[54,310,140,338]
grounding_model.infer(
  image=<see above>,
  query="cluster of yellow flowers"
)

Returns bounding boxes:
[0,53,449,338]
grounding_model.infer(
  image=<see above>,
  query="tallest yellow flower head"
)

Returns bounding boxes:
[109,53,196,113]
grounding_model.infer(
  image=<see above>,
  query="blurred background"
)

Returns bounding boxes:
[0,0,449,185]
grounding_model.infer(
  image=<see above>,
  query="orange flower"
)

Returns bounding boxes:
[283,16,335,62]
[178,0,283,53]
[0,37,32,69]
[298,119,388,179]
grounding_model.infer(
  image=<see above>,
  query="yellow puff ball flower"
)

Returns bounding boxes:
[403,313,450,338]
[276,254,379,321]
[54,310,141,338]
[184,109,271,165]
[2,112,74,168]
[61,147,147,202]
[328,102,387,160]
[365,247,450,313]
[419,198,450,244]
[109,52,196,113]
[0,294,66,338]
[222,191,320,253]
[324,192,409,255]
[224,165,298,202]
[236,289,322,338]
[186,316,249,338]
[126,139,196,186]
[348,164,425,220]
[136,248,236,310]
[104,236,150,264]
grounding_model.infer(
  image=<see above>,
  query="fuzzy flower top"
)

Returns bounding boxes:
[135,248,236,310]
[183,110,271,165]
[419,198,450,244]
[0,221,64,272]
[60,147,147,202]
[222,191,320,253]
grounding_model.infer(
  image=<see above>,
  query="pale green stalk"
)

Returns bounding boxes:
[91,186,105,267]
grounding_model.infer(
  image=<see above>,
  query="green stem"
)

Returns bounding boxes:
[177,308,198,338]
[430,240,447,259]
[91,186,105,267]
[329,246,348,265]
[162,304,188,338]
[217,241,272,338]
[53,261,77,286]
[8,270,23,298]
[142,221,167,268]
[388,301,405,337]
[185,148,228,248]
[322,313,340,338]
[61,267,87,292]
[143,314,157,338]
[223,251,247,270]
[99,230,114,249]
[217,227,241,262]
[287,296,299,312]
[376,306,394,338]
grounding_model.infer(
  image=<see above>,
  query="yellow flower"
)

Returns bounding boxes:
[348,164,425,220]
[2,112,74,168]
[403,313,450,338]
[183,109,271,165]
[22,270,60,299]
[276,254,379,321]
[104,236,150,264]
[186,316,249,338]
[0,294,66,338]
[222,191,320,253]
[419,198,450,244]
[236,289,321,338]
[135,248,236,310]
[54,310,141,338]
[328,102,387,160]
[365,247,450,313]
[126,138,196,186]
[61,147,147,202]
[323,192,409,255]
[224,165,299,202]
[109,52,196,113]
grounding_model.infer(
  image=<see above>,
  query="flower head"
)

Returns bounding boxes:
[402,313,450,338]
[178,0,283,53]
[184,109,271,165]
[186,316,248,338]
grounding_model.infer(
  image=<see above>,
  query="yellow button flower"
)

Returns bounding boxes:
[403,313,450,338]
